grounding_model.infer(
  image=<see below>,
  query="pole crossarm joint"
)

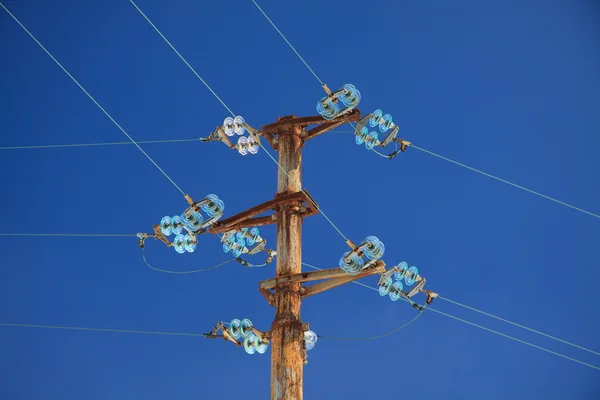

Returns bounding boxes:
[209,190,319,235]
[258,261,386,306]
[260,109,361,149]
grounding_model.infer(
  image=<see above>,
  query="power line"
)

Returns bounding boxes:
[0,2,186,197]
[129,0,235,117]
[141,247,235,274]
[426,307,600,372]
[0,323,207,338]
[411,145,600,220]
[301,262,600,372]
[248,1,600,222]
[0,233,137,237]
[318,310,423,341]
[0,138,200,151]
[250,0,324,86]
[439,295,600,357]
[129,0,350,243]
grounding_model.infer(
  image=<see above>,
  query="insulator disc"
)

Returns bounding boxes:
[339,251,364,275]
[255,338,268,354]
[248,136,259,154]
[355,126,368,145]
[202,195,225,217]
[236,228,249,242]
[233,116,246,135]
[182,212,204,231]
[223,117,235,136]
[247,227,260,246]
[365,131,378,150]
[389,281,403,301]
[173,234,186,254]
[171,215,183,235]
[305,340,315,351]
[316,97,339,120]
[240,318,253,339]
[159,216,173,236]
[183,234,197,253]
[339,84,361,108]
[363,236,385,260]
[232,239,246,257]
[228,319,242,339]
[379,276,393,296]
[379,113,393,133]
[237,136,249,156]
[222,235,235,253]
[304,330,318,344]
[369,109,383,127]
[395,261,408,281]
[405,266,419,286]
[244,334,257,355]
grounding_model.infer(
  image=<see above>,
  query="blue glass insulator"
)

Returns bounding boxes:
[355,126,368,145]
[182,212,204,231]
[223,236,235,253]
[339,251,364,275]
[395,261,408,281]
[232,239,246,258]
[379,276,393,296]
[316,97,339,120]
[248,136,259,154]
[365,131,378,150]
[304,330,318,351]
[405,266,419,286]
[389,281,403,301]
[339,84,361,108]
[228,319,241,339]
[244,334,257,355]
[379,113,393,133]
[237,136,249,156]
[202,195,224,217]
[159,216,173,236]
[183,234,197,253]
[240,318,253,339]
[247,227,260,246]
[171,215,183,235]
[223,117,235,136]
[255,337,268,354]
[363,236,385,260]
[173,234,186,254]
[369,109,383,127]
[236,228,249,242]
[233,116,246,135]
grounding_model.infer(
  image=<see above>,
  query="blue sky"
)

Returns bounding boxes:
[1,0,599,399]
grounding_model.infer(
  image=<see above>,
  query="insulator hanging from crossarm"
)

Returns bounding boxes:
[139,194,226,254]
[377,262,439,306]
[353,111,412,158]
[339,236,385,275]
[316,83,362,120]
[204,319,270,355]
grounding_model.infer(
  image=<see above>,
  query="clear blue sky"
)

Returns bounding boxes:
[1,0,599,399]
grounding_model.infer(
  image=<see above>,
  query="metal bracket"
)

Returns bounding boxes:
[209,190,319,235]
[258,261,386,305]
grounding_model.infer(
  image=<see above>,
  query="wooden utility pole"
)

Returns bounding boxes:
[270,123,304,400]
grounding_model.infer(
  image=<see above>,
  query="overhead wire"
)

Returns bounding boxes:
[0,138,200,151]
[438,295,600,357]
[318,310,424,341]
[0,323,208,338]
[301,262,600,372]
[411,144,600,219]
[129,0,350,242]
[249,1,600,221]
[141,246,236,274]
[0,233,137,237]
[0,2,187,197]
